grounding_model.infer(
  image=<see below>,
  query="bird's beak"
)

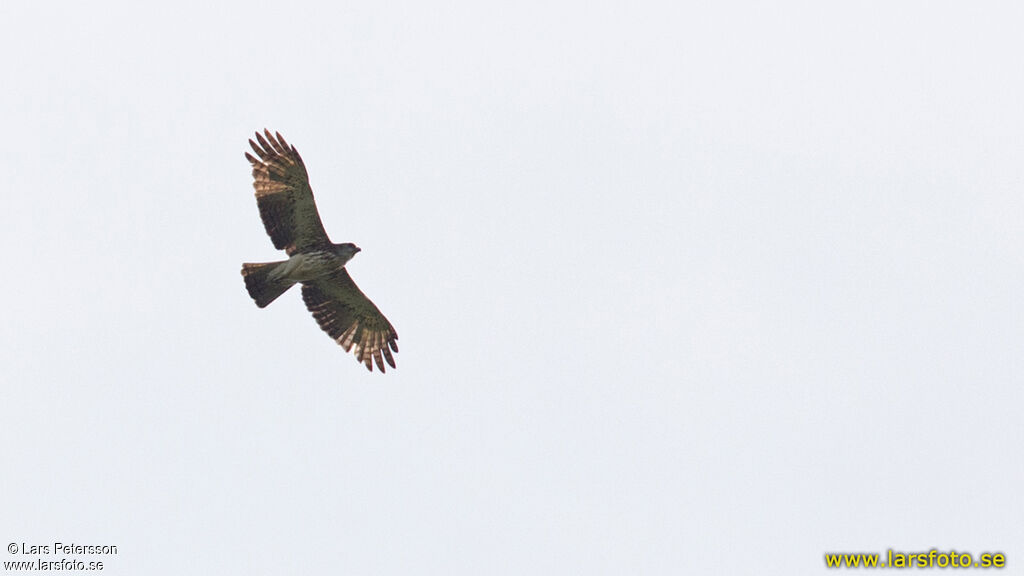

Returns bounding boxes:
[355,247,362,253]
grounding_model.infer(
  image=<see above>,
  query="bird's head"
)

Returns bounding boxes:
[333,242,361,264]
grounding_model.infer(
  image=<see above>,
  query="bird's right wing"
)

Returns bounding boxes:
[245,130,331,255]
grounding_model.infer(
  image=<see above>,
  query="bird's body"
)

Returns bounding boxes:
[272,246,359,284]
[241,130,398,372]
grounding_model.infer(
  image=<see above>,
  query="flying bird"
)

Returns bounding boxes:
[241,130,398,372]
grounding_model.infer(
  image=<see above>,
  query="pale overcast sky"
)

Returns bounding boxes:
[3,1,1022,574]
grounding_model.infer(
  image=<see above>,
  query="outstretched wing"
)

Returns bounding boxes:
[245,130,331,255]
[301,269,399,372]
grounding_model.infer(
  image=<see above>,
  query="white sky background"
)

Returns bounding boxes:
[2,1,1023,573]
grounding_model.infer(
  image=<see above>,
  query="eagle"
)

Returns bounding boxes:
[240,130,398,372]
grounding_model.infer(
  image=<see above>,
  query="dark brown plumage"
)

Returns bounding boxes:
[241,130,399,373]
[302,269,399,372]
[244,131,329,255]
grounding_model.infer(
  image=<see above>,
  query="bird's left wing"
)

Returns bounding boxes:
[301,269,399,372]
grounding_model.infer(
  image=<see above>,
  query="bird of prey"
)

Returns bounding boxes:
[240,130,398,372]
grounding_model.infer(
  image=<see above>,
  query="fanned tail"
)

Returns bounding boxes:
[241,261,295,308]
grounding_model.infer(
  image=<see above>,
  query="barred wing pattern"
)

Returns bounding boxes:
[302,269,399,372]
[245,130,331,255]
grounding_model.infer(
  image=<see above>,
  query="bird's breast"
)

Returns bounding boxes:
[280,251,344,282]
